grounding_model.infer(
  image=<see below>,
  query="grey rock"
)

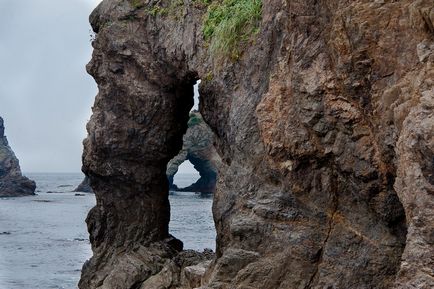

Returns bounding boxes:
[0,117,36,197]
[167,111,219,194]
[74,176,93,193]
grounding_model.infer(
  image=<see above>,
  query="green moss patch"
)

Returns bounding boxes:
[202,0,262,60]
[129,0,145,9]
[188,113,203,127]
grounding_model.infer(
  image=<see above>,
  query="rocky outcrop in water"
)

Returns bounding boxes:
[74,176,94,193]
[0,117,36,197]
[167,111,218,193]
[80,0,434,288]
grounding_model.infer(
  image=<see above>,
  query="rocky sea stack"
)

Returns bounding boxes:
[0,117,36,197]
[74,176,93,193]
[167,111,218,194]
[80,0,434,288]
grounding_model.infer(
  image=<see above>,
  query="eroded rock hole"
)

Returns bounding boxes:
[167,80,217,251]
[172,160,201,190]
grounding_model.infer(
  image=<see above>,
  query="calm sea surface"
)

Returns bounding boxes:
[0,173,214,289]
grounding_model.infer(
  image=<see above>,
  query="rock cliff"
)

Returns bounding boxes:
[0,117,36,197]
[80,0,434,288]
[167,111,218,193]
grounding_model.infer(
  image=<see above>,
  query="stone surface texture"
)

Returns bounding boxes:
[0,117,36,197]
[80,0,434,288]
[167,111,218,193]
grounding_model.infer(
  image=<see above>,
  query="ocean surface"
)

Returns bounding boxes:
[0,173,214,289]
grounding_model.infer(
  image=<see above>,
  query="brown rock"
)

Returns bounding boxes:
[80,0,434,288]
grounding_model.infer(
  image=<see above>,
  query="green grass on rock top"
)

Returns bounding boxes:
[203,0,262,60]
[128,0,263,60]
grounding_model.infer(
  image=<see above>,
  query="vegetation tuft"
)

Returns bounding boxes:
[127,0,262,60]
[129,0,145,9]
[188,113,203,127]
[193,0,212,7]
[202,0,262,60]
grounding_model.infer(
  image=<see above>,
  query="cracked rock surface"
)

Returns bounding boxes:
[80,0,434,288]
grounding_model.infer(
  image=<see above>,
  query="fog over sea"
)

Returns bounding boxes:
[0,173,214,289]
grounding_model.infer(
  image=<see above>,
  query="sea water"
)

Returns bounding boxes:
[0,173,214,289]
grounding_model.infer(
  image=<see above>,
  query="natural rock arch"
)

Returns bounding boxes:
[76,111,218,195]
[167,111,218,194]
[80,1,434,289]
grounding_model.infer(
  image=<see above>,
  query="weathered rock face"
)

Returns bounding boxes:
[80,0,434,289]
[167,111,218,193]
[0,117,36,197]
[74,176,94,193]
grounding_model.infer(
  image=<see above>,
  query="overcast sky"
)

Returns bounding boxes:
[0,0,198,174]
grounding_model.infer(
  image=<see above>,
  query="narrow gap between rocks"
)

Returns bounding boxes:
[168,79,216,252]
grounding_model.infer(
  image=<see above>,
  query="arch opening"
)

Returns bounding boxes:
[166,83,218,195]
[81,21,218,283]
[80,61,201,288]
[172,160,201,189]
[166,79,217,251]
